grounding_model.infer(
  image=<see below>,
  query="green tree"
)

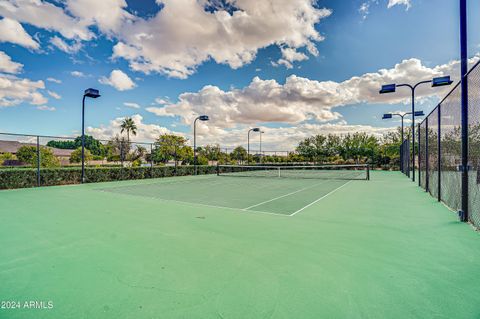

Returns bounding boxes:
[106,135,131,162]
[46,140,76,149]
[199,144,222,161]
[69,147,93,164]
[0,152,14,165]
[16,146,59,167]
[120,117,137,143]
[231,146,247,164]
[152,134,192,164]
[74,136,107,157]
[47,136,106,157]
[296,135,331,163]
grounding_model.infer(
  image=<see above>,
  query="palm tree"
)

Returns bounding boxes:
[120,117,137,144]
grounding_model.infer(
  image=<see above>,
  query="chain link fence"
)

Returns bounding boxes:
[468,61,480,228]
[416,60,480,229]
[0,133,296,189]
[400,139,410,177]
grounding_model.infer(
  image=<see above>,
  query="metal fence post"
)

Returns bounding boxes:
[400,143,403,173]
[425,121,429,192]
[437,104,442,201]
[417,126,421,184]
[36,135,40,187]
[460,0,469,222]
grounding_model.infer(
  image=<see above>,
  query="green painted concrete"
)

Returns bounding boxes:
[0,172,479,318]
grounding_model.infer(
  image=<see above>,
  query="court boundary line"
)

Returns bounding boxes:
[242,179,331,210]
[289,180,353,216]
[99,189,291,217]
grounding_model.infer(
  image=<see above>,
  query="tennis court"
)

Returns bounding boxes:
[1,170,480,318]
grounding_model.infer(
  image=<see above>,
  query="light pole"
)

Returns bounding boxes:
[194,115,209,175]
[380,76,452,182]
[81,88,100,183]
[382,111,425,144]
[259,130,264,163]
[247,128,260,164]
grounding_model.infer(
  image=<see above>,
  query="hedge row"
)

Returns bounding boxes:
[0,165,218,189]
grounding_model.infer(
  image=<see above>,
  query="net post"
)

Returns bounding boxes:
[366,164,370,181]
[216,162,219,176]
[277,167,280,178]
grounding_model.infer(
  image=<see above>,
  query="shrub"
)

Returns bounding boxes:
[0,165,218,189]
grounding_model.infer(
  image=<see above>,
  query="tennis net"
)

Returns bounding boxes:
[217,164,370,180]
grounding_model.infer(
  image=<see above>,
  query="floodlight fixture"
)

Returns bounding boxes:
[432,76,453,87]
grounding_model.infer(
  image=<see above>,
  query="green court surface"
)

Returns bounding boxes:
[1,171,480,318]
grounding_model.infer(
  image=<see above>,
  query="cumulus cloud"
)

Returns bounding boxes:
[99,69,136,91]
[86,114,173,141]
[0,0,93,40]
[144,55,478,149]
[84,113,395,150]
[0,17,39,49]
[276,47,309,69]
[66,0,134,35]
[0,0,331,78]
[50,36,82,54]
[46,77,62,84]
[71,71,85,77]
[111,0,332,78]
[0,50,23,73]
[0,73,48,107]
[193,122,394,150]
[123,102,140,109]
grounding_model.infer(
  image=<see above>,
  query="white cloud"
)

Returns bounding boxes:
[0,17,39,49]
[50,36,82,53]
[66,0,134,35]
[0,73,48,107]
[111,0,332,78]
[276,47,309,69]
[388,0,411,9]
[0,1,331,78]
[154,97,169,105]
[36,105,56,111]
[123,102,140,109]
[360,0,410,20]
[0,50,23,74]
[47,90,61,99]
[71,71,85,77]
[99,69,136,91]
[0,0,93,40]
[145,55,479,149]
[193,122,394,150]
[86,114,173,141]
[46,77,62,84]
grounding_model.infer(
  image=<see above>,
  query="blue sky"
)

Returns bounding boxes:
[0,0,479,150]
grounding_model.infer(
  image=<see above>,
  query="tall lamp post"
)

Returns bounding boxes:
[379,76,452,182]
[194,115,209,175]
[81,88,100,183]
[247,128,260,164]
